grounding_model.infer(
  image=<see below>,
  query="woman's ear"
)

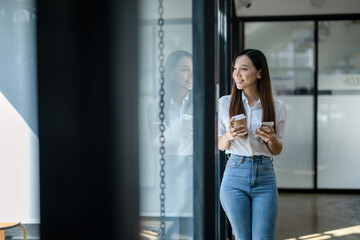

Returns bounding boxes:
[257,69,262,79]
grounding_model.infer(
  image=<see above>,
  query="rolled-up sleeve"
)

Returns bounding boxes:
[218,97,227,137]
[275,100,287,143]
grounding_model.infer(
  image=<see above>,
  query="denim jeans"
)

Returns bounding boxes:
[220,154,278,240]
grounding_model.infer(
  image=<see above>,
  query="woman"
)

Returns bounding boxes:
[148,50,193,155]
[218,49,286,240]
[147,50,194,238]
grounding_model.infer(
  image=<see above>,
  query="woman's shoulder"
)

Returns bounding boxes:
[219,95,231,110]
[218,95,231,119]
[219,94,231,103]
[273,97,284,106]
[273,97,286,112]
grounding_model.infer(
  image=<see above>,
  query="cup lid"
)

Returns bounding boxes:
[233,114,245,120]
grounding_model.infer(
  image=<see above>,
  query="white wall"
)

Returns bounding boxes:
[0,92,39,223]
[234,0,360,17]
[0,1,39,223]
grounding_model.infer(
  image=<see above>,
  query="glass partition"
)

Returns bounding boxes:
[318,20,360,189]
[138,0,194,239]
[245,21,315,188]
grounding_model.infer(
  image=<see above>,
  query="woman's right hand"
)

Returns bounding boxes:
[224,117,247,141]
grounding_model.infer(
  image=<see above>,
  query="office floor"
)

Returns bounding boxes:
[276,193,360,240]
[2,223,39,240]
[3,193,360,239]
[140,193,360,240]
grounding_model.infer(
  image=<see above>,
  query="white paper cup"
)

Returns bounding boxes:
[232,114,247,136]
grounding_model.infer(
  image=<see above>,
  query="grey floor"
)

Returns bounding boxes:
[276,193,360,240]
[3,193,360,239]
[140,193,360,240]
[2,223,39,240]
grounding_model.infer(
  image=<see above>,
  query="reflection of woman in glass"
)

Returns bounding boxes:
[148,50,193,237]
[218,49,286,240]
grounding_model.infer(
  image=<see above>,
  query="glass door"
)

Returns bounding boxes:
[317,20,360,189]
[244,19,360,190]
[245,21,315,189]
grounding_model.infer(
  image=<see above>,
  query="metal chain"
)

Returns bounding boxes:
[157,0,166,239]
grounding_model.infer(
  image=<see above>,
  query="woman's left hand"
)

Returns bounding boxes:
[254,126,277,143]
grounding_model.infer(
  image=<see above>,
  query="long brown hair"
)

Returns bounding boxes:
[229,49,276,131]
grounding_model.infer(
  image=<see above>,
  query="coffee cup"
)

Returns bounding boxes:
[232,114,247,136]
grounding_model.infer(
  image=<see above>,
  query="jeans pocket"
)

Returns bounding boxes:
[226,159,242,168]
[263,160,274,171]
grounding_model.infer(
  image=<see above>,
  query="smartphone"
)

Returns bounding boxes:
[256,121,274,132]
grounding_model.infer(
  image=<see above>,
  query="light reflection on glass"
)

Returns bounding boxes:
[138,0,194,239]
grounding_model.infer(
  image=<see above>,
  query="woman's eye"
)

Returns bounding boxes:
[241,68,247,71]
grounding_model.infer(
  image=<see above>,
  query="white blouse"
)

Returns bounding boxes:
[168,93,192,156]
[218,92,286,157]
[147,92,193,157]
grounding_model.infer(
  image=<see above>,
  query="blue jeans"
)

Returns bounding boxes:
[220,155,278,240]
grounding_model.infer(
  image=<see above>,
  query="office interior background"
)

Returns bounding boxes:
[0,0,359,239]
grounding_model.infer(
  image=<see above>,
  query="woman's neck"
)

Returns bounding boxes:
[172,89,188,107]
[243,87,260,107]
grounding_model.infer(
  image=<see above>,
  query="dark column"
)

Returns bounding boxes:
[217,0,233,239]
[37,1,139,239]
[193,0,216,239]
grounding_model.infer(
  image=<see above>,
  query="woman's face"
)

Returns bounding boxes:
[171,56,193,91]
[233,55,261,91]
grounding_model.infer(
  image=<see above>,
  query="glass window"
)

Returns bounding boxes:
[318,20,360,189]
[138,0,194,239]
[245,21,315,188]
[0,0,39,237]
